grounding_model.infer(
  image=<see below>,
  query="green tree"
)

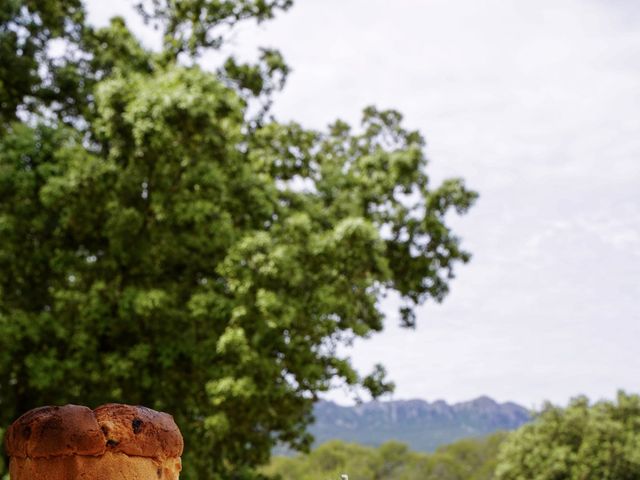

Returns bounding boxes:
[495,391,640,480]
[423,432,507,480]
[263,440,406,480]
[263,433,509,480]
[0,1,477,478]
[0,0,84,124]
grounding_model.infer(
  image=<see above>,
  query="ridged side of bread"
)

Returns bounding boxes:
[9,451,182,480]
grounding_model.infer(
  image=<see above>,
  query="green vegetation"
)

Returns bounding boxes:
[0,1,477,478]
[267,393,640,480]
[496,391,640,480]
[263,433,508,480]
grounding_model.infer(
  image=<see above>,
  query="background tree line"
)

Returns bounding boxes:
[263,392,640,480]
[263,433,506,480]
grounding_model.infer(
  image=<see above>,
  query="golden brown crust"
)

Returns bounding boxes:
[94,404,183,458]
[9,451,182,480]
[5,404,183,461]
[5,405,105,458]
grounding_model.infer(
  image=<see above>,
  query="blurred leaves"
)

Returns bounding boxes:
[135,0,293,57]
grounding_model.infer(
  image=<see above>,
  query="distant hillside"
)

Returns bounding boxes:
[309,396,530,452]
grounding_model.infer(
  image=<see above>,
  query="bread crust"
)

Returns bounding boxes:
[5,404,183,460]
[94,404,183,458]
[9,452,182,480]
[5,405,105,458]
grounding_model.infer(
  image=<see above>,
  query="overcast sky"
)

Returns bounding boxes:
[86,0,640,409]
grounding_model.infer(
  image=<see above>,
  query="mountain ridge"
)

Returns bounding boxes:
[308,396,530,452]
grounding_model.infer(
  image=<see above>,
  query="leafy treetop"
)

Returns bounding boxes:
[0,1,477,479]
[496,391,640,480]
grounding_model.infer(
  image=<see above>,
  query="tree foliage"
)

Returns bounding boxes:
[0,1,477,478]
[495,391,640,480]
[263,433,508,480]
[0,0,84,123]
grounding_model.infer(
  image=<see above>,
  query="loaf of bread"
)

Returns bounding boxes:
[5,404,183,480]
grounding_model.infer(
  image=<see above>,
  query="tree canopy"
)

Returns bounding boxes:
[263,433,507,480]
[0,1,477,478]
[495,391,640,480]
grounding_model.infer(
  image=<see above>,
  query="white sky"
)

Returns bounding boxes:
[85,0,640,409]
